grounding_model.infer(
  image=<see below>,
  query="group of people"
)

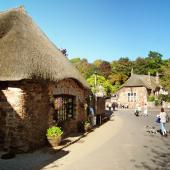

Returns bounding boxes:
[107,102,117,111]
[135,103,168,136]
[135,103,148,116]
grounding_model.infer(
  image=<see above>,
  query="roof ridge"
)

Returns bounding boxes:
[0,6,26,15]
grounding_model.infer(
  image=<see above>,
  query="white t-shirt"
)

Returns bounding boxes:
[159,112,167,123]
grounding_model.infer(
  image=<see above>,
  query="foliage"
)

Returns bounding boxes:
[108,73,128,85]
[111,57,133,77]
[70,58,95,79]
[133,51,163,75]
[159,94,170,102]
[155,99,160,106]
[70,57,81,63]
[133,57,148,75]
[87,74,114,96]
[46,126,63,137]
[93,59,103,68]
[77,120,91,132]
[84,121,91,129]
[148,95,155,102]
[161,62,170,91]
[70,50,168,95]
[97,60,112,78]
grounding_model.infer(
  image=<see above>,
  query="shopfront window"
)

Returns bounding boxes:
[53,95,75,121]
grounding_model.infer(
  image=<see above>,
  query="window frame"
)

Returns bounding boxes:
[128,92,137,102]
[53,94,75,122]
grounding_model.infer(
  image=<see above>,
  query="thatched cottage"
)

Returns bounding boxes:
[0,7,90,152]
[117,72,160,108]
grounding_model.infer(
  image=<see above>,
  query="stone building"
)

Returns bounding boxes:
[0,7,90,152]
[117,72,160,108]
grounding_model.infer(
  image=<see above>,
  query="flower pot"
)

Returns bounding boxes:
[47,136,62,147]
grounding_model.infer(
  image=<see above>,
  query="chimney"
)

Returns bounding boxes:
[18,5,25,13]
[131,68,134,76]
[148,71,150,77]
[156,72,159,84]
[148,71,152,87]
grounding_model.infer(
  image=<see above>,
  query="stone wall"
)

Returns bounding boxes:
[48,79,88,135]
[0,79,88,152]
[0,81,50,152]
[118,87,148,108]
[0,91,7,147]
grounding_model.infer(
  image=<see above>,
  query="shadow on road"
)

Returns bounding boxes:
[134,138,170,170]
[34,150,70,170]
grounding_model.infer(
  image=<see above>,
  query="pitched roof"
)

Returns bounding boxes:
[0,7,89,89]
[121,74,158,90]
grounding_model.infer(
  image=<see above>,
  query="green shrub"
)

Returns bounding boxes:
[77,121,91,132]
[159,94,170,102]
[46,126,63,137]
[155,99,160,106]
[148,95,155,102]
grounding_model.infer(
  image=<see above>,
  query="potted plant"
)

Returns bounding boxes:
[46,125,63,147]
[77,121,91,133]
[84,121,91,132]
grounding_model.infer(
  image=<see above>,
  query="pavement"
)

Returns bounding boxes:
[0,131,90,170]
[0,114,121,170]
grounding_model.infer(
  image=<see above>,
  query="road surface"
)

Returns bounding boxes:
[0,109,170,170]
[43,109,170,170]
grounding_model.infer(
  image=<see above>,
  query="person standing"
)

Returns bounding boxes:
[112,102,116,111]
[88,106,95,127]
[135,103,141,116]
[143,103,148,116]
[157,107,167,136]
[108,102,112,111]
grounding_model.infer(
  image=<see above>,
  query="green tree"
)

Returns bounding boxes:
[161,61,170,91]
[108,73,128,85]
[133,51,163,75]
[93,59,103,68]
[97,60,112,78]
[111,57,133,76]
[70,57,81,63]
[133,57,148,75]
[70,58,95,79]
[87,74,114,96]
[146,51,163,75]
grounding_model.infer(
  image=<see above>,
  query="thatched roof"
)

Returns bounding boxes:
[0,7,89,89]
[121,74,158,90]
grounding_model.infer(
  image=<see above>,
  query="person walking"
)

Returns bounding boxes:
[157,107,167,136]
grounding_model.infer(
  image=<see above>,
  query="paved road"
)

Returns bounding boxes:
[0,109,170,170]
[44,109,170,170]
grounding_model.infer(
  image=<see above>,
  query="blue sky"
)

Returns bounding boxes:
[1,0,170,62]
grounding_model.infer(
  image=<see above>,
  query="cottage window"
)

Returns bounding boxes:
[53,95,75,121]
[128,92,136,102]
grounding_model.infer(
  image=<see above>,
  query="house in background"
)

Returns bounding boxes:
[0,7,90,153]
[117,70,160,108]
